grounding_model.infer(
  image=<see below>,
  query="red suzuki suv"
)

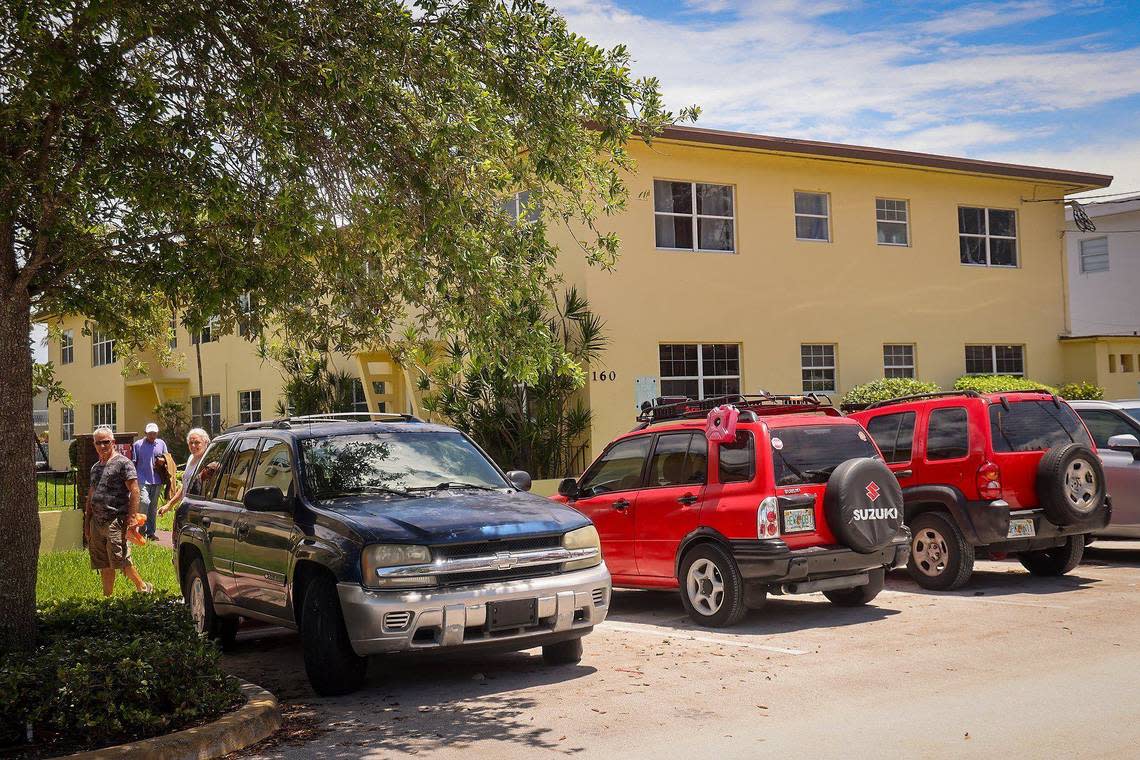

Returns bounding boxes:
[849,390,1111,590]
[555,394,910,627]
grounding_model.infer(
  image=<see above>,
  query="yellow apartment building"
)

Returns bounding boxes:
[43,125,1113,471]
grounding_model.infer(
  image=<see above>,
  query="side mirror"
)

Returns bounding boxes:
[557,477,579,499]
[244,485,286,512]
[506,470,532,492]
[1107,433,1140,457]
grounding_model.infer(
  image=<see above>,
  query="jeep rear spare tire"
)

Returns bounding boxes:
[824,457,905,553]
[1036,443,1106,526]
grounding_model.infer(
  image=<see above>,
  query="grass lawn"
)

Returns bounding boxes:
[37,475,76,511]
[37,543,180,603]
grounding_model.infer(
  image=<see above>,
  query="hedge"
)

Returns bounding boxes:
[841,377,942,407]
[1057,381,1104,400]
[0,594,241,755]
[952,375,1058,394]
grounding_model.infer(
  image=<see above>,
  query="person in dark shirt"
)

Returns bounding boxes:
[86,426,153,596]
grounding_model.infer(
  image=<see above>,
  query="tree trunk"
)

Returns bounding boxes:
[0,287,41,649]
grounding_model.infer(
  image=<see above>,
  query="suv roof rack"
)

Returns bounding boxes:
[635,392,837,427]
[223,411,423,434]
[862,390,982,411]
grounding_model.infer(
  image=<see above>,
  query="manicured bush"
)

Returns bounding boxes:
[0,594,241,754]
[952,375,1057,395]
[841,377,942,408]
[1057,381,1104,400]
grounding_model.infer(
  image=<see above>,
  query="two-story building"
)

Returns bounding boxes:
[44,125,1113,470]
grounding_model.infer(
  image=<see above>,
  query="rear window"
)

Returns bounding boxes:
[771,425,879,486]
[989,401,1092,453]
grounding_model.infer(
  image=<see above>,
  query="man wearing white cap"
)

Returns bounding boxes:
[133,423,169,541]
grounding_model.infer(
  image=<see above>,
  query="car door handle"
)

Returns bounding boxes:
[201,516,212,528]
[894,470,913,480]
[612,499,630,511]
[677,493,698,505]
[235,522,250,539]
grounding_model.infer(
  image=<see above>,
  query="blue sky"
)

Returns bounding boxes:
[554,0,1140,194]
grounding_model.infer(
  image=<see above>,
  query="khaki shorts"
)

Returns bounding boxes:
[88,513,132,570]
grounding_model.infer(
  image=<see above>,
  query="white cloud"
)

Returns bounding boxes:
[918,1,1058,35]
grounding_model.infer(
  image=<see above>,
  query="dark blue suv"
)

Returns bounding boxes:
[175,414,611,695]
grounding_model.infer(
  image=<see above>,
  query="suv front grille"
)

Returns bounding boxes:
[430,534,567,587]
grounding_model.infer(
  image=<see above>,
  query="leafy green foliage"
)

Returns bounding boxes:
[32,362,72,407]
[0,594,240,753]
[841,377,942,407]
[153,400,191,463]
[420,287,605,477]
[1057,381,1104,400]
[262,342,361,416]
[952,375,1058,394]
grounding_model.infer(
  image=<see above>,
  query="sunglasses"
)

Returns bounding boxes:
[94,440,115,446]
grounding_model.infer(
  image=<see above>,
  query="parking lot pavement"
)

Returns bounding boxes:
[223,541,1140,759]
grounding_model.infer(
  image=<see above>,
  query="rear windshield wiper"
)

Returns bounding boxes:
[773,450,807,484]
[801,465,839,482]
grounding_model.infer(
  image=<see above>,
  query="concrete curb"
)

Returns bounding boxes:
[63,681,280,760]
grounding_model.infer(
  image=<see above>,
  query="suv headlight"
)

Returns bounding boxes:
[361,544,434,588]
[562,525,602,571]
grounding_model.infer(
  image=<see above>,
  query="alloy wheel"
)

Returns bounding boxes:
[686,558,725,616]
[913,527,949,577]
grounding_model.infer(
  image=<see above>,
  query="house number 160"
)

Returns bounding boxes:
[592,371,616,382]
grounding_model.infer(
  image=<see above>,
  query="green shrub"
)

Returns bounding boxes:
[1057,381,1104,400]
[68,438,78,468]
[952,375,1057,394]
[842,377,942,408]
[0,594,241,754]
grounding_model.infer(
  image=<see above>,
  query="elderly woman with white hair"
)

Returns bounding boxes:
[159,428,212,543]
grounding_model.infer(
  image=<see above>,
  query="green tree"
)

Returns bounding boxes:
[0,0,694,647]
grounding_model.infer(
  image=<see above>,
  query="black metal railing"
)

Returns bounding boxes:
[37,470,78,510]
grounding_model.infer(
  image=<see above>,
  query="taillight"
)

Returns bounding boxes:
[977,461,1002,500]
[758,496,780,539]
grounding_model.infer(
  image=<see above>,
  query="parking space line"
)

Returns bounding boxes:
[880,589,1069,610]
[602,621,808,655]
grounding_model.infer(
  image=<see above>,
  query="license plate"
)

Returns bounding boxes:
[487,599,538,631]
[1008,518,1036,539]
[783,507,816,533]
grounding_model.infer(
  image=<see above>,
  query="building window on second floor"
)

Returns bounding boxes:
[191,316,220,345]
[659,343,741,399]
[92,402,116,431]
[61,407,74,441]
[1079,237,1109,274]
[883,344,915,378]
[653,180,735,252]
[1122,354,1135,373]
[168,316,178,349]
[801,344,836,392]
[192,394,222,434]
[351,379,369,413]
[239,390,262,424]
[91,329,115,366]
[876,198,909,246]
[965,344,1024,376]
[794,191,830,242]
[501,190,541,225]
[60,330,74,365]
[959,207,1017,267]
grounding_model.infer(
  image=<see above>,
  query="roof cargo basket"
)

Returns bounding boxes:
[636,392,838,426]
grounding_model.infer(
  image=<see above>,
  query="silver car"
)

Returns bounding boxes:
[1071,400,1140,538]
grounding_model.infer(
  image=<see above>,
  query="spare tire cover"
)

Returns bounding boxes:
[824,458,905,554]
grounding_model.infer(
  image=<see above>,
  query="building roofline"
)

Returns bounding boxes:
[1059,334,1140,342]
[656,125,1113,191]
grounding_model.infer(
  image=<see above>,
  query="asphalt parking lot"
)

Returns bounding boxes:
[223,541,1140,759]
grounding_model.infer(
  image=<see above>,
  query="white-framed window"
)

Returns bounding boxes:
[60,330,74,365]
[238,293,256,337]
[239,390,262,424]
[876,198,909,246]
[91,329,115,366]
[659,343,741,399]
[801,344,836,392]
[965,345,1024,376]
[192,316,220,344]
[959,207,1017,267]
[883,344,916,379]
[61,407,74,441]
[794,192,830,242]
[501,190,541,224]
[653,180,735,252]
[92,402,116,431]
[1079,237,1109,274]
[168,315,178,349]
[191,394,222,434]
[351,379,369,412]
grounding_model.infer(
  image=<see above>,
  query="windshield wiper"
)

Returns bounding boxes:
[774,449,807,483]
[411,481,501,492]
[801,465,839,482]
[319,486,414,500]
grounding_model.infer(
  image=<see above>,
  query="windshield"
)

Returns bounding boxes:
[300,432,508,502]
[771,425,879,486]
[1125,407,1140,424]
[989,401,1092,453]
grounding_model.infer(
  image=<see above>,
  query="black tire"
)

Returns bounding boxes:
[824,457,905,553]
[1036,443,1106,526]
[907,511,975,590]
[183,556,239,649]
[300,574,368,696]
[542,636,584,665]
[678,543,747,627]
[823,568,886,607]
[1019,536,1084,576]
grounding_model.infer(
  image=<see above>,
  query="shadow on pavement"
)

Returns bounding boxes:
[1084,540,1140,568]
[885,564,1101,599]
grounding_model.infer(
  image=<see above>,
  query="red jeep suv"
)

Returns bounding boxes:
[555,395,910,627]
[850,390,1111,590]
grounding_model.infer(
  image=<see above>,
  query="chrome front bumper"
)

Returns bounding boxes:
[337,563,611,656]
